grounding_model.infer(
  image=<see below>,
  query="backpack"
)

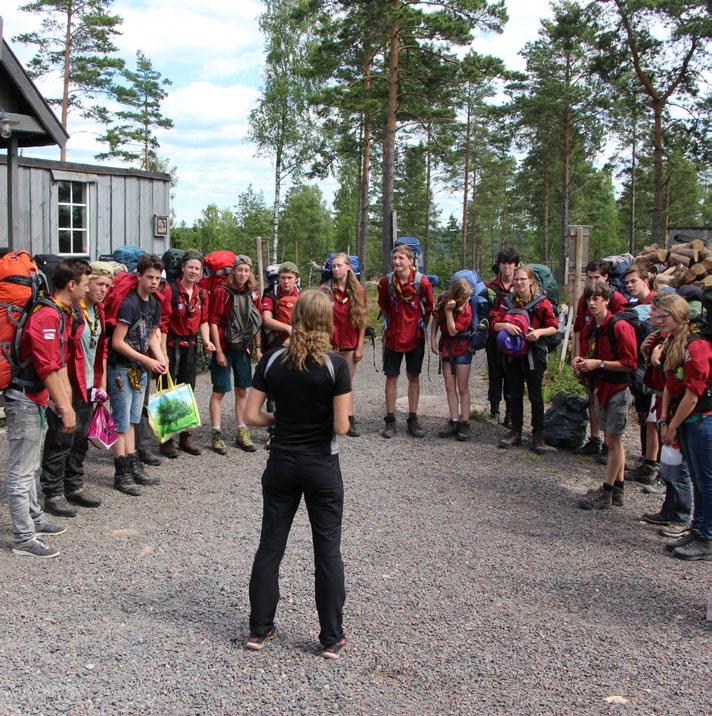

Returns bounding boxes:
[603,253,635,299]
[321,254,360,284]
[543,392,589,450]
[33,253,62,295]
[201,250,235,294]
[450,269,489,352]
[497,294,548,357]
[103,272,157,337]
[608,304,655,395]
[0,251,54,390]
[529,264,560,309]
[261,286,299,351]
[112,246,146,273]
[223,287,262,351]
[162,248,186,282]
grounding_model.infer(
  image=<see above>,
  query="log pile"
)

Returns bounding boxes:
[634,240,712,290]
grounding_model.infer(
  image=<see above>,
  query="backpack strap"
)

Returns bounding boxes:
[263,347,287,378]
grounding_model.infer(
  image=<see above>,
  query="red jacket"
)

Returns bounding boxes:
[69,301,108,402]
[486,276,514,333]
[161,280,209,343]
[436,300,472,358]
[377,268,433,352]
[209,283,262,350]
[664,337,712,405]
[491,295,558,332]
[574,289,627,333]
[643,331,666,393]
[321,283,367,351]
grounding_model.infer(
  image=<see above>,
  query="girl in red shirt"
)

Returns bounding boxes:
[321,253,367,437]
[430,278,474,441]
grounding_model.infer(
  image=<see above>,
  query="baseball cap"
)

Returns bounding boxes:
[234,255,253,268]
[278,261,299,275]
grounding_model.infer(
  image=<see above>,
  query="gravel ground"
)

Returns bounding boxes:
[0,353,710,716]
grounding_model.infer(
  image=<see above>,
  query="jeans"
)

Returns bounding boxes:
[485,335,510,416]
[249,450,345,647]
[507,350,546,434]
[39,396,93,497]
[679,416,712,538]
[107,365,147,433]
[659,456,693,524]
[4,392,49,543]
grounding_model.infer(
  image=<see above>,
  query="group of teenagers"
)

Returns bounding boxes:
[3,240,711,658]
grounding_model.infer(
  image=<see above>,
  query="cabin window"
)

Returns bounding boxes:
[57,181,87,255]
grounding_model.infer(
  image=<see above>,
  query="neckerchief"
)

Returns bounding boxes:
[392,267,417,304]
[331,283,349,305]
[80,299,99,348]
[176,280,201,316]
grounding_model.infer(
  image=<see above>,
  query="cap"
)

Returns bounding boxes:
[89,260,120,278]
[234,254,253,268]
[182,250,204,265]
[278,261,299,275]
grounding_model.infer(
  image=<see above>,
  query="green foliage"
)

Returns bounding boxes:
[236,185,273,248]
[194,205,240,255]
[543,354,586,404]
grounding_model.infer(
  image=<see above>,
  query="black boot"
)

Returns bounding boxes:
[113,457,142,496]
[346,416,360,438]
[137,448,162,466]
[406,413,425,438]
[456,421,471,442]
[128,452,159,486]
[381,414,396,439]
[438,419,459,438]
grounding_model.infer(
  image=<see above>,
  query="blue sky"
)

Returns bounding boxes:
[3,0,554,226]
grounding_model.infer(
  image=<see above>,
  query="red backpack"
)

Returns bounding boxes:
[103,271,139,332]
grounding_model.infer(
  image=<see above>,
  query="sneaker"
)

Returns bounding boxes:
[322,638,347,660]
[672,534,712,561]
[666,529,699,552]
[35,521,68,536]
[12,537,60,558]
[642,477,666,495]
[658,522,690,538]
[575,436,602,456]
[235,426,257,453]
[641,511,671,526]
[245,628,275,652]
[211,429,227,455]
[595,443,609,465]
[577,485,613,510]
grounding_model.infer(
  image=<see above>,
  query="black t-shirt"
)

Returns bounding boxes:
[110,291,161,368]
[252,349,351,456]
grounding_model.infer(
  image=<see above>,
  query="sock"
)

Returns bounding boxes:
[644,458,658,467]
[385,412,395,421]
[614,481,624,490]
[236,423,246,428]
[212,425,221,432]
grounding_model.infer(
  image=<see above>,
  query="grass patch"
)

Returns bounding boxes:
[542,353,587,403]
[470,408,491,422]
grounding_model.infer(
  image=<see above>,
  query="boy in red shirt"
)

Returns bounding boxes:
[573,282,637,510]
[4,259,90,558]
[261,262,300,351]
[377,245,433,438]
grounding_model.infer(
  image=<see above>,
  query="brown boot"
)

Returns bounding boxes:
[159,438,179,459]
[577,485,613,510]
[498,430,521,449]
[179,431,202,456]
[532,430,555,454]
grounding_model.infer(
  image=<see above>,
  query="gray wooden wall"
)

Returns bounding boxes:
[0,161,171,257]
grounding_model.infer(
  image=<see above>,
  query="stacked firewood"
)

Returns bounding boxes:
[634,239,712,289]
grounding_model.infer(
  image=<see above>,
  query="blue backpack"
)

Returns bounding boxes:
[112,246,146,273]
[450,269,490,351]
[321,253,361,284]
[395,236,440,288]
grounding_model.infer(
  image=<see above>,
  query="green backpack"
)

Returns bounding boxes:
[529,263,559,308]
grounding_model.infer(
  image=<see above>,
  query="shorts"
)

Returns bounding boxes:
[441,352,473,367]
[596,387,632,437]
[383,342,425,377]
[210,349,252,393]
[108,365,148,433]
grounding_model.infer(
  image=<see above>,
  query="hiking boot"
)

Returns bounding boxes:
[641,511,671,526]
[235,426,257,453]
[456,421,471,442]
[595,443,609,465]
[211,429,227,455]
[65,489,102,508]
[160,438,179,459]
[498,430,521,449]
[502,412,511,429]
[612,483,625,506]
[346,416,360,438]
[438,419,459,438]
[627,461,658,485]
[128,452,159,486]
[658,522,690,538]
[487,411,500,426]
[245,628,275,652]
[642,477,666,495]
[406,415,425,438]
[12,537,60,559]
[35,520,68,536]
[577,485,613,510]
[672,534,712,561]
[44,495,77,518]
[179,431,202,456]
[137,449,162,466]
[113,457,142,496]
[381,416,396,439]
[666,529,699,552]
[322,638,347,660]
[532,430,555,454]
[575,436,602,456]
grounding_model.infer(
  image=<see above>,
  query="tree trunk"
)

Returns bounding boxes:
[358,61,372,283]
[470,168,478,270]
[629,113,637,254]
[424,123,432,268]
[559,55,572,283]
[543,155,550,264]
[272,142,283,264]
[60,3,73,162]
[651,100,665,245]
[382,0,400,274]
[461,90,471,269]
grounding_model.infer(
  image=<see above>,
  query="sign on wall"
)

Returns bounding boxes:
[154,215,169,237]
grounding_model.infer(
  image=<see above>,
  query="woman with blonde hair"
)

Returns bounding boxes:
[492,265,557,451]
[244,289,352,659]
[430,278,474,440]
[655,293,712,560]
[321,253,367,436]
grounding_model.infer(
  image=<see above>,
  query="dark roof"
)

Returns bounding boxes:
[0,154,171,182]
[0,19,68,150]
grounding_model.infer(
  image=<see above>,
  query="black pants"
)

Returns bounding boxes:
[486,334,510,416]
[40,397,94,497]
[507,350,546,434]
[168,339,198,389]
[249,450,345,647]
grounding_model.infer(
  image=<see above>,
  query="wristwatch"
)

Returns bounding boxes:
[599,360,605,370]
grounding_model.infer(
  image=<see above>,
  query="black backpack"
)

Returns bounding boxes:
[224,288,262,351]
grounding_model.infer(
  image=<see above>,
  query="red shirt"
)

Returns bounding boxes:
[580,312,638,408]
[664,337,712,402]
[162,280,208,342]
[436,300,472,358]
[574,289,627,333]
[322,283,367,351]
[377,269,433,352]
[209,284,262,349]
[19,298,74,406]
[491,295,558,332]
[486,276,514,332]
[262,287,300,326]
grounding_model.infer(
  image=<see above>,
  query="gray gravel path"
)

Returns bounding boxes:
[0,357,710,715]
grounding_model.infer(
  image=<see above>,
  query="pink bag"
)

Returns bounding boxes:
[87,403,117,449]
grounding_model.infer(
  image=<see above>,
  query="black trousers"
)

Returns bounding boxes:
[40,397,94,497]
[507,350,546,434]
[485,334,510,416]
[168,340,198,389]
[249,450,345,647]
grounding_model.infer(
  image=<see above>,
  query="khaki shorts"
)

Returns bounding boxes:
[596,387,632,437]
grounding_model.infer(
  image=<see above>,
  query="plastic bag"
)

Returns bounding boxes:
[87,403,118,450]
[543,392,589,450]
[147,373,201,443]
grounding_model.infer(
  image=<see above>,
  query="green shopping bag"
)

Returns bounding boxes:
[147,373,201,443]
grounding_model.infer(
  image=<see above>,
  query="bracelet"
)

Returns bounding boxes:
[656,418,668,429]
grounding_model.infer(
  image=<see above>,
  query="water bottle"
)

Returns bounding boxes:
[659,444,682,485]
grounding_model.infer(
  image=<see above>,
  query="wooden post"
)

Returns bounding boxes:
[573,225,584,309]
[7,134,19,250]
[256,235,264,295]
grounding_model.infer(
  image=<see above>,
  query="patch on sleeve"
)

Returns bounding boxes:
[43,328,57,340]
